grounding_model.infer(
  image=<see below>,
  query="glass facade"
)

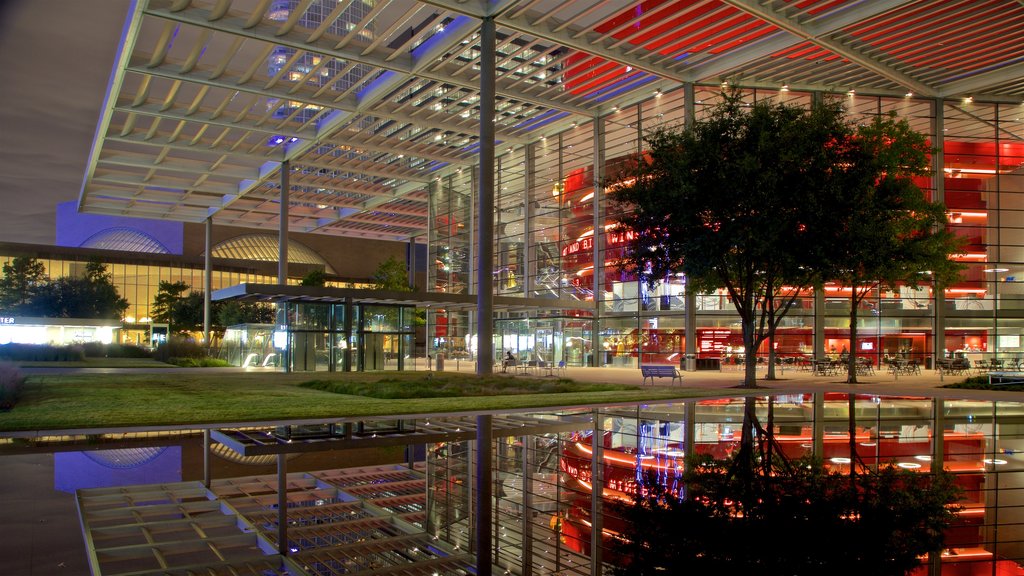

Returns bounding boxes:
[274,301,416,372]
[0,251,373,347]
[428,88,1024,370]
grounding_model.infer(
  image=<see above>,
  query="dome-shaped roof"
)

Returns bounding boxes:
[80,227,171,253]
[210,233,335,274]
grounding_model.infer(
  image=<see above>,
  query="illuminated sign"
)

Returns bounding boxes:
[561,229,637,256]
[0,317,13,325]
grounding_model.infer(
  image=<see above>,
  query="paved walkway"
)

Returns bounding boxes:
[19,362,1022,401]
[446,361,1024,401]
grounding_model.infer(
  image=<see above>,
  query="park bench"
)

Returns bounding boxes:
[640,365,683,386]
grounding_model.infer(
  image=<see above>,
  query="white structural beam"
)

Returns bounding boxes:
[718,0,935,96]
[939,61,1024,98]
[78,0,147,213]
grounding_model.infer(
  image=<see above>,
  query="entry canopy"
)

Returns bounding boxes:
[80,0,1024,241]
[213,282,592,312]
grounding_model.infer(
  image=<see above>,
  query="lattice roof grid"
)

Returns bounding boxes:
[79,0,1024,242]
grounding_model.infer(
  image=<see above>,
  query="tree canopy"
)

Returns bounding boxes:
[35,261,129,319]
[0,256,48,315]
[613,93,854,386]
[613,93,962,386]
[0,258,128,319]
[300,269,327,287]
[151,280,204,333]
[216,301,276,327]
[373,256,412,291]
[817,113,964,381]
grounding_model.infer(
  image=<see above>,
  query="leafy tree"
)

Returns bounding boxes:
[613,93,851,386]
[614,453,961,576]
[34,261,129,319]
[217,301,276,326]
[152,280,204,333]
[820,114,964,382]
[373,256,412,291]
[0,256,48,315]
[300,268,327,287]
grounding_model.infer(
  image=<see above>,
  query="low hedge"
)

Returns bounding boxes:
[81,342,152,358]
[0,343,86,362]
[153,339,208,362]
[168,357,233,368]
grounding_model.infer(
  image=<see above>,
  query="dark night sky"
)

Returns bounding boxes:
[0,0,132,244]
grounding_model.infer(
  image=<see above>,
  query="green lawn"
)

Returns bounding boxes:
[0,371,718,432]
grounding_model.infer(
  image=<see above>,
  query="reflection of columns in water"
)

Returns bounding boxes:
[521,434,534,576]
[277,453,287,556]
[474,415,493,576]
[590,409,604,576]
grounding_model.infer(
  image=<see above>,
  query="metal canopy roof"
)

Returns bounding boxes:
[212,282,594,310]
[80,0,1024,241]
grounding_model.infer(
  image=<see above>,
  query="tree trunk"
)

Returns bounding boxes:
[848,292,859,384]
[766,333,777,380]
[742,314,758,387]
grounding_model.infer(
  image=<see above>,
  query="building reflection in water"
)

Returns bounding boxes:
[8,393,1024,576]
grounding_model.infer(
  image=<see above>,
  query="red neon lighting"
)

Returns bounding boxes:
[562,229,637,256]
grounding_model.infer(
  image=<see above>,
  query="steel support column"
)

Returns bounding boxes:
[408,237,416,290]
[203,217,212,346]
[933,100,946,364]
[814,288,825,361]
[343,297,353,371]
[278,160,289,285]
[683,83,697,371]
[524,143,535,297]
[279,160,290,373]
[591,118,605,367]
[476,17,496,375]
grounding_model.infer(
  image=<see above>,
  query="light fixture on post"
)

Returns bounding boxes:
[780,84,789,92]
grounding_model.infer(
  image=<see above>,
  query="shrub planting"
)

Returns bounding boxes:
[0,362,25,409]
[0,343,86,362]
[81,342,152,358]
[168,357,232,368]
[153,338,208,362]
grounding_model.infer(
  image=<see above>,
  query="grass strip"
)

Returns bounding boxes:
[299,375,636,399]
[0,371,718,432]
